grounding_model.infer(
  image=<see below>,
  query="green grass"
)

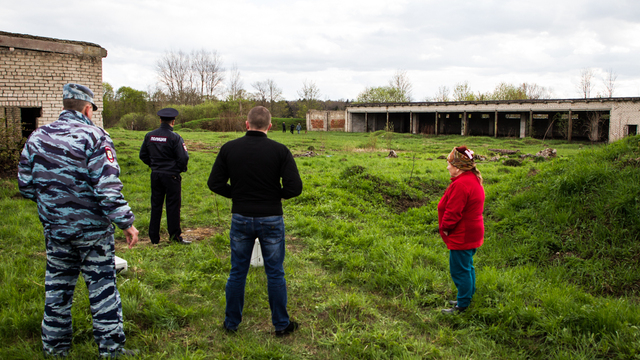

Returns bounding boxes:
[1,129,639,359]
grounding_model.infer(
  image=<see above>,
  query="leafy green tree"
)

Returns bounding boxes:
[102,82,117,128]
[356,86,408,103]
[452,82,476,101]
[115,86,148,115]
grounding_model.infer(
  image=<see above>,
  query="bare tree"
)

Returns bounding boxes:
[156,50,201,104]
[265,79,283,114]
[191,49,224,99]
[389,69,413,101]
[603,68,617,98]
[226,64,244,101]
[251,81,268,105]
[578,68,595,98]
[521,82,553,99]
[432,85,450,102]
[297,79,321,102]
[297,80,321,118]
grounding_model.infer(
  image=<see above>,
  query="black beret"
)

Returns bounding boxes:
[157,108,179,118]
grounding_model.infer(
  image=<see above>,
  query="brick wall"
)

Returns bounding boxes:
[306,110,346,131]
[0,35,106,129]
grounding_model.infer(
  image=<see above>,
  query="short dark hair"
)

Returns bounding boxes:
[63,98,90,112]
[247,106,271,130]
[160,117,175,123]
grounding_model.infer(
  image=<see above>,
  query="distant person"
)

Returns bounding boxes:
[139,108,191,245]
[282,121,286,133]
[438,146,485,314]
[208,106,303,336]
[18,83,139,357]
[296,123,301,134]
[290,123,294,134]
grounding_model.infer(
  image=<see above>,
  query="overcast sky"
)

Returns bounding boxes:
[3,0,640,101]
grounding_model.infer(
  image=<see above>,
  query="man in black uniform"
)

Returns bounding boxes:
[282,121,286,133]
[140,108,191,245]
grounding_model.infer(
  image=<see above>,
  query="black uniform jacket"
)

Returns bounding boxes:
[140,123,189,174]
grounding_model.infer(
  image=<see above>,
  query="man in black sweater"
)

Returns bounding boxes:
[208,106,303,337]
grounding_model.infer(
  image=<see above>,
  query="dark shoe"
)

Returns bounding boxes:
[171,236,191,245]
[441,306,467,315]
[223,323,237,334]
[448,300,458,305]
[275,321,299,337]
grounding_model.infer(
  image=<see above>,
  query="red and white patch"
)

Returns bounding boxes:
[182,143,188,152]
[105,147,115,163]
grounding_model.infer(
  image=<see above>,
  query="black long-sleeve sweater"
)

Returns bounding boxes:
[207,131,303,217]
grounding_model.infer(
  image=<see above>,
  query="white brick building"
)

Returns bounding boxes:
[0,31,107,137]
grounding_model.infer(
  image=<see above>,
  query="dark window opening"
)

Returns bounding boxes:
[629,125,638,136]
[20,107,41,138]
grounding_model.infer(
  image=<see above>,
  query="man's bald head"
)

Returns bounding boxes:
[247,106,271,131]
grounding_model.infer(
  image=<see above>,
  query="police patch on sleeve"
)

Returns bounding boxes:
[183,143,188,152]
[105,147,115,163]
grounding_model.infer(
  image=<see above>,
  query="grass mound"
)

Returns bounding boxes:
[485,135,640,296]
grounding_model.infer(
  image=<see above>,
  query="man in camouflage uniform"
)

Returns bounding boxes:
[18,83,139,358]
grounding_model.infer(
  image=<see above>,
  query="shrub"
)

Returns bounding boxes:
[118,113,157,131]
[0,117,25,176]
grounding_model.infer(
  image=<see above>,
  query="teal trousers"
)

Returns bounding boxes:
[449,248,477,308]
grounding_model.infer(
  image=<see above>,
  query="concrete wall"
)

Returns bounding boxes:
[344,98,640,142]
[0,31,107,130]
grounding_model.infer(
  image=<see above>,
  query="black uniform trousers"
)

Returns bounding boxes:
[149,172,182,243]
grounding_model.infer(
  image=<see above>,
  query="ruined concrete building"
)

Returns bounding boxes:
[0,31,107,137]
[308,98,640,143]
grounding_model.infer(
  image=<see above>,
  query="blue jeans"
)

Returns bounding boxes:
[225,214,290,331]
[449,248,477,308]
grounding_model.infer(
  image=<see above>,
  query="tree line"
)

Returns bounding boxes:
[102,47,619,129]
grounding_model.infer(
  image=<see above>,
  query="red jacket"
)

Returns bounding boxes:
[438,171,485,250]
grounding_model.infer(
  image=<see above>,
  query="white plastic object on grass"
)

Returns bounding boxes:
[115,255,128,272]
[250,239,264,267]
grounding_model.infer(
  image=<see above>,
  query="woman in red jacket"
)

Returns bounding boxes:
[438,146,485,314]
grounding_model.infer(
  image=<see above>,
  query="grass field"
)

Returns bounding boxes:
[1,129,639,359]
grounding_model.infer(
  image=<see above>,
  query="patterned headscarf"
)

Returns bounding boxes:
[447,146,475,171]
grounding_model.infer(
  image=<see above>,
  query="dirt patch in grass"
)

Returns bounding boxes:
[186,142,220,153]
[286,236,306,254]
[116,227,223,251]
[382,193,428,213]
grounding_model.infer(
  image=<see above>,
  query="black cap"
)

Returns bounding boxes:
[157,108,179,119]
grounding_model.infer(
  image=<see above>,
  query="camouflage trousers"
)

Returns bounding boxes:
[42,234,126,357]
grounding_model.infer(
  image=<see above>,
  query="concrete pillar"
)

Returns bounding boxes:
[410,111,414,134]
[567,110,573,142]
[520,113,526,138]
[365,112,368,133]
[386,110,389,131]
[461,112,466,136]
[435,112,439,135]
[529,109,533,137]
[494,110,498,137]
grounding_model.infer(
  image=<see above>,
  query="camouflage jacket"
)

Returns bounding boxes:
[18,110,135,242]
